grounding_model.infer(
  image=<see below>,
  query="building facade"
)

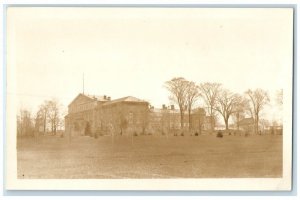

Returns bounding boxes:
[95,96,150,136]
[238,117,255,133]
[65,94,149,137]
[65,94,110,136]
[148,106,212,135]
[65,93,212,137]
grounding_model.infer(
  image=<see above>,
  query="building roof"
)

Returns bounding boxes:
[150,108,181,114]
[85,94,109,101]
[150,107,206,115]
[192,108,206,115]
[68,93,110,106]
[103,96,148,106]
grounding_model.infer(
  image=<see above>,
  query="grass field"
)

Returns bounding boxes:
[17,134,282,179]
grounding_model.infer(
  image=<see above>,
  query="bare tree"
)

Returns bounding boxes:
[215,89,239,130]
[36,101,49,134]
[161,107,170,135]
[232,95,249,131]
[259,118,270,134]
[101,105,127,136]
[245,89,270,134]
[58,108,67,132]
[186,81,201,131]
[139,106,150,135]
[199,82,221,131]
[115,109,128,136]
[47,99,61,135]
[192,108,206,135]
[17,109,34,137]
[34,110,43,134]
[164,77,188,131]
[36,99,64,135]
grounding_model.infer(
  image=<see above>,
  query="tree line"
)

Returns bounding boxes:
[164,77,282,134]
[17,99,64,137]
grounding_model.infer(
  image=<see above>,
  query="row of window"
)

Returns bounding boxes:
[69,102,96,113]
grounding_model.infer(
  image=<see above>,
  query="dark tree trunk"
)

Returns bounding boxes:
[255,114,259,134]
[198,119,202,135]
[225,118,229,130]
[43,112,47,134]
[53,119,57,135]
[210,108,214,131]
[236,112,240,131]
[180,108,184,130]
[188,109,191,131]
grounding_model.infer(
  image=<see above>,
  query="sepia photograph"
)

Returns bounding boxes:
[5,6,293,190]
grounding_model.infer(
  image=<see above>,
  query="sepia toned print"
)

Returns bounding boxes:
[7,7,293,190]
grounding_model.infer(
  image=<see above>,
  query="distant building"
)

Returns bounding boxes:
[238,117,255,133]
[65,94,149,136]
[65,93,212,136]
[266,125,283,135]
[34,115,45,134]
[148,105,211,135]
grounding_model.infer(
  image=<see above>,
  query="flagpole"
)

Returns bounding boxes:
[83,73,85,94]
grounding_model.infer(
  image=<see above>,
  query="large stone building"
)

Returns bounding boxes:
[95,96,149,136]
[65,93,213,137]
[65,93,109,136]
[65,93,149,137]
[148,105,212,135]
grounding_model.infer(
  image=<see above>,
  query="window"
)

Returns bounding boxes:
[129,112,133,124]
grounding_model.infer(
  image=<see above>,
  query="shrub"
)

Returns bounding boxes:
[85,123,91,136]
[181,132,184,136]
[195,132,198,136]
[217,131,223,138]
[133,132,138,136]
[95,130,103,138]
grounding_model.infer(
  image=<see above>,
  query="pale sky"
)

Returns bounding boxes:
[7,7,293,122]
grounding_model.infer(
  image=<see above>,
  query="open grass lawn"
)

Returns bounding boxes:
[17,134,282,179]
